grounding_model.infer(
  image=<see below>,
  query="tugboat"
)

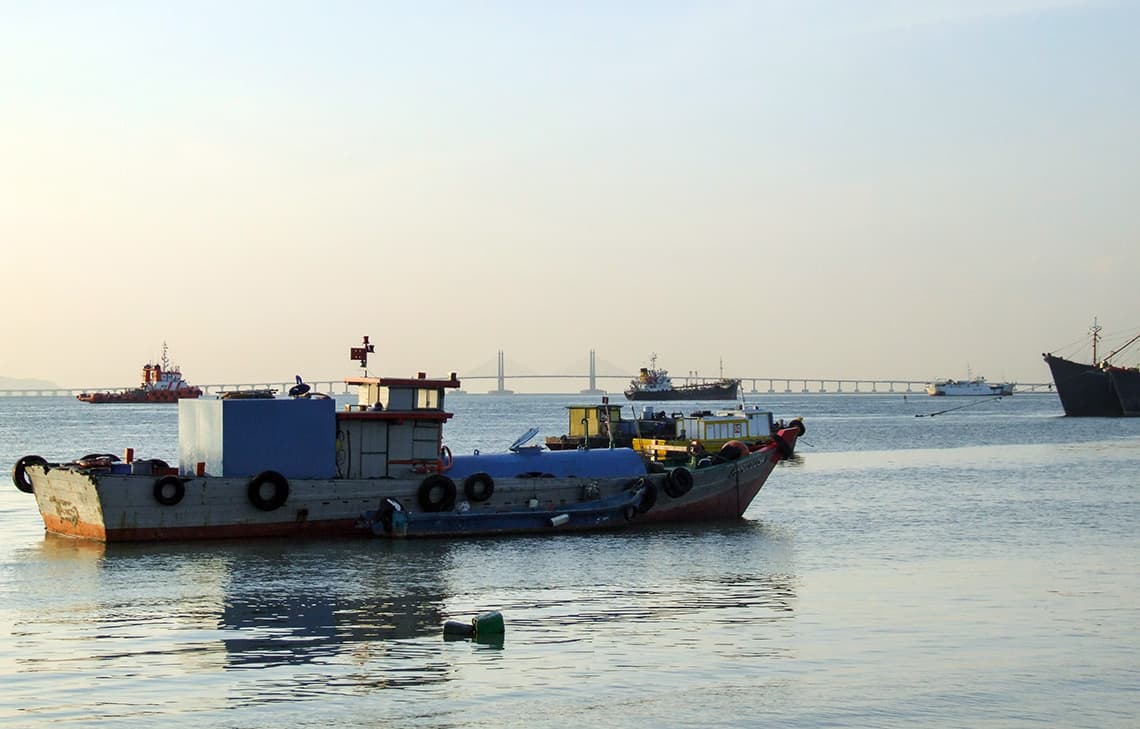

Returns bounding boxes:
[624,353,741,401]
[77,343,203,404]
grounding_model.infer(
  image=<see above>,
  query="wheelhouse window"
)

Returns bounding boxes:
[416,387,442,409]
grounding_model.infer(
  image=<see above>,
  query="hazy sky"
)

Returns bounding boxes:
[3,0,1138,391]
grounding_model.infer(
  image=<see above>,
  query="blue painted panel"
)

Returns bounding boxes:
[447,447,646,480]
[179,399,336,478]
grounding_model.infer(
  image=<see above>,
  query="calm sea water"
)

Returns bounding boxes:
[1,392,1138,728]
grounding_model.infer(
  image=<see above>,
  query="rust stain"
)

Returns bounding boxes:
[48,495,81,527]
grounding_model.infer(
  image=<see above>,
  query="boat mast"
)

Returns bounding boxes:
[1090,318,1102,365]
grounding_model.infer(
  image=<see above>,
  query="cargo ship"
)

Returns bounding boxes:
[624,354,740,401]
[1042,319,1140,417]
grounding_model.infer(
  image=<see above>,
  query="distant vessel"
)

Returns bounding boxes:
[925,376,1014,397]
[624,354,741,401]
[77,343,203,404]
[1042,319,1140,417]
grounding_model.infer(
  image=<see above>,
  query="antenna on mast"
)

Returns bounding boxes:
[1091,317,1102,365]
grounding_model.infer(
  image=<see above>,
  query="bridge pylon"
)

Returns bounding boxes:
[581,349,606,395]
[488,350,514,395]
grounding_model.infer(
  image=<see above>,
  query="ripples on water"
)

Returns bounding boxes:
[1,393,1138,727]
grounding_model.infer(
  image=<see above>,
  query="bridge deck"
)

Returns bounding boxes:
[0,376,1055,397]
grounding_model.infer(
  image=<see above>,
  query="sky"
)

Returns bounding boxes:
[2,0,1138,391]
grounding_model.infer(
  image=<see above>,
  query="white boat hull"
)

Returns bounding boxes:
[926,380,1014,396]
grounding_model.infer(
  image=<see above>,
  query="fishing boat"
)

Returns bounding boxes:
[12,337,803,542]
[76,343,203,404]
[1042,319,1140,417]
[544,403,674,450]
[925,376,1014,397]
[624,353,741,401]
[544,401,804,460]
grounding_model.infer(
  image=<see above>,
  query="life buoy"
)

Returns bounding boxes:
[463,472,494,502]
[248,471,289,511]
[664,467,693,498]
[687,440,705,458]
[12,455,47,494]
[418,474,456,512]
[153,476,185,506]
[439,445,453,472]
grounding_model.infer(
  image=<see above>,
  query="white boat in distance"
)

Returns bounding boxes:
[925,376,1014,397]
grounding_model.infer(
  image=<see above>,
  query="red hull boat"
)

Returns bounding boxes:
[77,343,202,404]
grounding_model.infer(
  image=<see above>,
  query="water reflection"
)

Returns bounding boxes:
[12,524,799,716]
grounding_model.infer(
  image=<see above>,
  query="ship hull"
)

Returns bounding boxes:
[1107,368,1140,416]
[625,381,740,401]
[77,388,203,404]
[1042,354,1131,417]
[23,427,799,543]
[925,382,1014,396]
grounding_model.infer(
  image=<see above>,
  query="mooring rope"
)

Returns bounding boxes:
[916,396,1005,418]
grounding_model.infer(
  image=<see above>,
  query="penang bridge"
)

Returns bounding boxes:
[0,349,1054,397]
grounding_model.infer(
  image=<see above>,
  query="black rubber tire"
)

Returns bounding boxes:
[636,480,657,514]
[463,473,495,502]
[663,467,694,498]
[248,471,290,511]
[13,455,47,494]
[418,474,457,512]
[153,476,185,506]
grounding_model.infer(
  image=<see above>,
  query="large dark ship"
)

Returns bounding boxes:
[624,354,741,402]
[1042,320,1140,417]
